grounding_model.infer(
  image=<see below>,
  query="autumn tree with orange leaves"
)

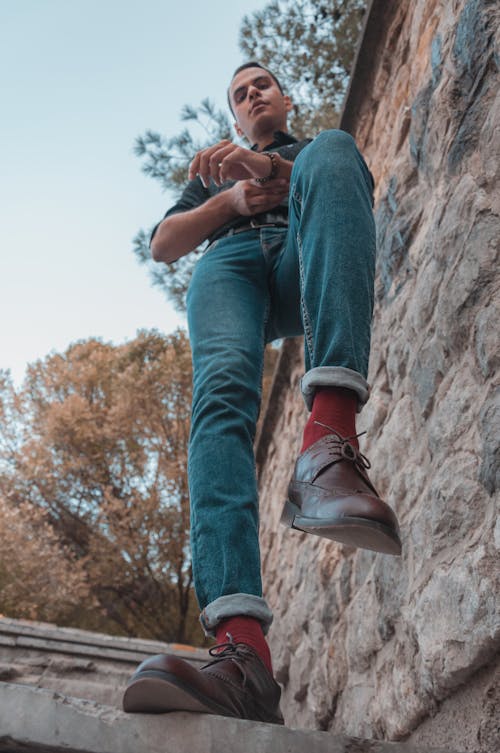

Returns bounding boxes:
[0,329,201,644]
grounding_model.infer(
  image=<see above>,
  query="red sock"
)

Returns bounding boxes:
[216,616,273,675]
[301,386,359,453]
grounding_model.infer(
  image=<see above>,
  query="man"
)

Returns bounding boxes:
[123,62,401,725]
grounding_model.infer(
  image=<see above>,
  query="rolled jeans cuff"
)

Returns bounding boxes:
[301,366,370,412]
[199,594,274,638]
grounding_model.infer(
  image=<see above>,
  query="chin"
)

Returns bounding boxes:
[251,115,281,136]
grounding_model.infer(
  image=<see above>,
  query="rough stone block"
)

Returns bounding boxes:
[254,1,500,751]
[0,683,463,753]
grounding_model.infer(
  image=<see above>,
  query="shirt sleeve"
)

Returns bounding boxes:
[149,176,209,246]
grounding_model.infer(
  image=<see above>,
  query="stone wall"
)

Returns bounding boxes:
[256,1,500,751]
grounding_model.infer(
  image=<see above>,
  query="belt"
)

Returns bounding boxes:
[223,219,289,237]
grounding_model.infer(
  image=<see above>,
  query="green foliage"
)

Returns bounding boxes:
[133,99,232,195]
[240,0,367,136]
[132,100,231,313]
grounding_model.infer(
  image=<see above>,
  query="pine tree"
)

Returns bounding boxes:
[132,100,231,313]
[133,0,367,312]
[240,0,367,136]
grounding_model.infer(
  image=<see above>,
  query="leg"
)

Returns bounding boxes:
[269,129,375,405]
[186,232,273,633]
[123,232,283,723]
[269,130,401,555]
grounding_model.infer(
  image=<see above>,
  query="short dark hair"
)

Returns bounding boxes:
[227,62,284,115]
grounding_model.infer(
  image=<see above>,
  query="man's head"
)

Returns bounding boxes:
[227,62,293,146]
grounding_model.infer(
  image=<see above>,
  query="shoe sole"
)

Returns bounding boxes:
[123,669,234,715]
[281,499,402,555]
[122,669,285,725]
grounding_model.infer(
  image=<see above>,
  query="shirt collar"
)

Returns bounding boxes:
[251,131,298,152]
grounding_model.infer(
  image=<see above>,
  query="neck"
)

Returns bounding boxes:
[248,125,288,151]
[253,130,276,152]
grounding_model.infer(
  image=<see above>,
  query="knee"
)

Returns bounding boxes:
[294,129,358,175]
[190,348,262,434]
[314,129,357,152]
[292,129,372,194]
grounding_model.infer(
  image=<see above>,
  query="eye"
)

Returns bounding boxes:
[234,89,246,104]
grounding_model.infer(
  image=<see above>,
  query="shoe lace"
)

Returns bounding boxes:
[313,420,371,471]
[204,637,255,685]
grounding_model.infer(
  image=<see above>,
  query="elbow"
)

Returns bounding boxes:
[150,224,177,263]
[150,237,165,263]
[150,216,192,263]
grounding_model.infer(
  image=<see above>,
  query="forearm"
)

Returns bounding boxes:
[151,152,294,264]
[151,191,239,264]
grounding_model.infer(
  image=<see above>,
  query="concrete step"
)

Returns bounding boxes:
[0,616,208,709]
[0,616,208,665]
[0,682,463,753]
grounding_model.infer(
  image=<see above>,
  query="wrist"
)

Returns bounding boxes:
[224,184,245,218]
[255,152,279,183]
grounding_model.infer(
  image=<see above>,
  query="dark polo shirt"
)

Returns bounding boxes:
[150,131,312,248]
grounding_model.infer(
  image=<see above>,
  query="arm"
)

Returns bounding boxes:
[151,177,290,264]
[151,190,237,264]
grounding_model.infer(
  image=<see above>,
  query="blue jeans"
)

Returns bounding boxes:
[186,130,376,637]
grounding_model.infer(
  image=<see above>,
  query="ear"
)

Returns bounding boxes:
[283,95,293,113]
[233,121,244,138]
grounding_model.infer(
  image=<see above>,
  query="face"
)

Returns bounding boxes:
[229,67,292,143]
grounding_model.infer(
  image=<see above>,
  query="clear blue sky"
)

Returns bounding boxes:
[0,0,267,384]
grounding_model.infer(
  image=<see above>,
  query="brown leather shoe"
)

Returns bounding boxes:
[281,430,402,555]
[122,641,284,725]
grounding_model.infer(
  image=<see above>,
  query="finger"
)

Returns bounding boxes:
[244,192,287,214]
[209,144,238,186]
[265,183,289,195]
[200,142,235,187]
[241,181,264,198]
[220,146,266,183]
[265,178,289,187]
[245,178,287,195]
[250,178,289,190]
[273,179,290,190]
[188,152,201,182]
[248,193,288,213]
[218,146,246,184]
[188,140,232,184]
[198,148,217,189]
[254,185,288,199]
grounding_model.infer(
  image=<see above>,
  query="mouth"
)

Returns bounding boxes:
[250,101,268,115]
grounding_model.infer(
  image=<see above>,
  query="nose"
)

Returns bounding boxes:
[248,84,260,100]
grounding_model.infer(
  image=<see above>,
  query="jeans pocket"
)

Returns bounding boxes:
[260,227,287,263]
[203,238,222,255]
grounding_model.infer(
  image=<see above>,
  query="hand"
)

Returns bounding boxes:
[189,140,276,187]
[227,178,289,216]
